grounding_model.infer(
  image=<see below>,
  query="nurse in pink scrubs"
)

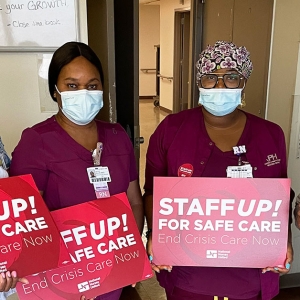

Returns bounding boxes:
[144,41,293,300]
[10,42,143,300]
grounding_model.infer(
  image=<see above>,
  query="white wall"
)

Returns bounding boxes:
[267,0,300,144]
[287,44,300,275]
[159,0,190,110]
[267,0,300,275]
[0,2,88,155]
[139,4,160,97]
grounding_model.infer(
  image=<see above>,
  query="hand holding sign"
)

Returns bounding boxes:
[80,296,95,300]
[262,239,293,274]
[146,234,172,274]
[0,271,28,292]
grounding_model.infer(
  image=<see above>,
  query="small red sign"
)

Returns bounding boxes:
[0,175,70,277]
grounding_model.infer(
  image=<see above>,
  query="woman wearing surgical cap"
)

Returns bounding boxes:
[144,41,293,300]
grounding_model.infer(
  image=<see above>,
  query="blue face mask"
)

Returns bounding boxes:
[199,88,242,117]
[56,86,103,125]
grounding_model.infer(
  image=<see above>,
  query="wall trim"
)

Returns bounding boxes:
[139,96,156,99]
[159,106,172,114]
[279,272,300,288]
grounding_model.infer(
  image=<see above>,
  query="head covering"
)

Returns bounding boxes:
[196,41,253,80]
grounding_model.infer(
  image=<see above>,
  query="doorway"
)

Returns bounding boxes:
[87,0,141,169]
[201,0,274,118]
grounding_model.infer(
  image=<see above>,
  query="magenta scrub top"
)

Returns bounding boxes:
[10,116,138,300]
[145,107,287,300]
[10,116,138,210]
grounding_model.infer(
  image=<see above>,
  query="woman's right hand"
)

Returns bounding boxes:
[0,271,29,292]
[146,235,172,273]
[80,296,95,300]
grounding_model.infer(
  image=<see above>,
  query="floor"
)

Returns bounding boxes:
[139,99,168,191]
[7,100,300,300]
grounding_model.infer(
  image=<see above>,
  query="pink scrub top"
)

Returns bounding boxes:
[144,107,287,300]
[10,116,138,211]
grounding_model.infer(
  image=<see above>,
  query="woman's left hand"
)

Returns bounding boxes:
[262,241,293,274]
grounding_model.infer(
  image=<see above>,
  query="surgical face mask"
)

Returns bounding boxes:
[56,86,103,125]
[198,88,242,117]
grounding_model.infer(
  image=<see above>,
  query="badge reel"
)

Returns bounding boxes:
[0,153,7,170]
[88,142,111,198]
[226,145,253,178]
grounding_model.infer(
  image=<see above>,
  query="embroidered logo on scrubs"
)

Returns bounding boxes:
[264,153,281,167]
[178,163,194,177]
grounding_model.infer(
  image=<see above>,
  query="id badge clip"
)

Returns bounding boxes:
[92,142,103,166]
[89,143,111,198]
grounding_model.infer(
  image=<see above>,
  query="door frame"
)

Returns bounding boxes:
[114,0,141,170]
[173,9,191,113]
[189,0,205,109]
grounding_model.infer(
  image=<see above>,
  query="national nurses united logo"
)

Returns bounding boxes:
[78,281,90,292]
[264,153,281,167]
[206,250,217,258]
[206,250,230,259]
[77,277,101,292]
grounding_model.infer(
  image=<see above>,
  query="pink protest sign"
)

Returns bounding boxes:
[153,177,290,268]
[17,193,152,300]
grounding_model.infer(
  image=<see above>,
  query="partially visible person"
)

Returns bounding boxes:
[0,137,29,299]
[144,41,293,300]
[0,137,10,178]
[294,194,300,229]
[10,42,143,300]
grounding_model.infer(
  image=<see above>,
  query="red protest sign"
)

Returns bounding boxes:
[153,177,290,268]
[0,175,70,277]
[17,193,152,300]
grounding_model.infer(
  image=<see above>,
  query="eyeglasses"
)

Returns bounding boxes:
[199,73,244,89]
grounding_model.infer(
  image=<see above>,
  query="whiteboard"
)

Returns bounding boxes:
[0,0,78,51]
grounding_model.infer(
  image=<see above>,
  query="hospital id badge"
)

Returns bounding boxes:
[226,164,253,178]
[87,166,111,184]
[93,181,111,199]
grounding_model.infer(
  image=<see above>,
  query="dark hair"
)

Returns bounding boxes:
[48,41,104,101]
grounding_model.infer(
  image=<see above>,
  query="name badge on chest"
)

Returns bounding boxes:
[87,166,111,198]
[227,145,253,178]
[226,164,253,178]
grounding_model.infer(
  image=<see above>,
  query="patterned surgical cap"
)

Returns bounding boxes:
[196,41,253,80]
